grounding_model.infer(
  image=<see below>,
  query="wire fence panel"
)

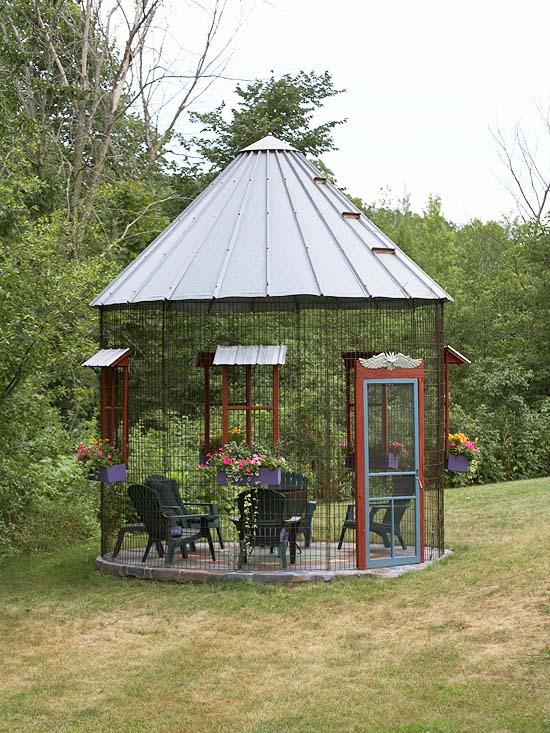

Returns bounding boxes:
[99,297,445,572]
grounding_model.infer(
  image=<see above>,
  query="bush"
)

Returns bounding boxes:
[0,386,98,558]
[448,398,550,487]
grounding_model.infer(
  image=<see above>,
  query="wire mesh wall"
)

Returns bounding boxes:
[99,297,445,573]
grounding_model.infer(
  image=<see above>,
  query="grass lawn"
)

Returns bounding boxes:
[0,478,548,733]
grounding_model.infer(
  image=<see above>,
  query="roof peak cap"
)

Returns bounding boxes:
[240,134,297,152]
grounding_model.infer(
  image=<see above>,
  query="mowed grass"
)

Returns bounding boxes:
[0,479,548,733]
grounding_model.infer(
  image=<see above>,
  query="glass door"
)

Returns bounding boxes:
[364,378,420,566]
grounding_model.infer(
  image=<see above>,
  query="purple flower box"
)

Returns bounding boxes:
[345,455,355,469]
[388,452,399,470]
[217,467,282,486]
[446,454,469,472]
[89,463,127,483]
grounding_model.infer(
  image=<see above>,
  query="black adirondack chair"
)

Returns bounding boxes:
[145,475,224,549]
[112,484,215,564]
[338,476,414,551]
[279,471,317,548]
[232,488,301,570]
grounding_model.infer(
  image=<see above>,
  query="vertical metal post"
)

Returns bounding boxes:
[122,365,129,462]
[324,309,331,570]
[204,364,210,454]
[221,366,229,444]
[246,365,252,444]
[109,368,116,442]
[381,383,389,453]
[272,365,279,445]
[101,368,108,440]
[444,357,450,454]
[345,359,352,453]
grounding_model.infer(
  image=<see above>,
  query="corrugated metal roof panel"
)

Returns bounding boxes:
[82,348,130,367]
[213,345,287,365]
[91,135,452,306]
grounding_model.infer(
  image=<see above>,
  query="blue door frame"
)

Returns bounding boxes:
[363,378,421,567]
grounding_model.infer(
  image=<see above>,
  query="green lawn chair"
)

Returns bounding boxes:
[279,471,317,548]
[115,484,215,565]
[232,488,301,569]
[338,476,413,550]
[145,475,224,549]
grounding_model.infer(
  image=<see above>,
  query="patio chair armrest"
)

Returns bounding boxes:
[305,500,317,516]
[160,509,207,520]
[285,516,302,525]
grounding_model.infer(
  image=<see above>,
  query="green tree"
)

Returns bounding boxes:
[190,71,345,171]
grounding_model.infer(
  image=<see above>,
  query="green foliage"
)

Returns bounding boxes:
[0,383,97,555]
[367,197,550,487]
[190,70,345,171]
[0,0,548,560]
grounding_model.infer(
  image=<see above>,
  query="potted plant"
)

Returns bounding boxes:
[446,432,480,471]
[74,439,127,482]
[198,426,245,465]
[199,441,288,487]
[388,440,408,469]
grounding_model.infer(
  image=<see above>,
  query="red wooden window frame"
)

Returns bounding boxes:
[196,352,280,451]
[443,345,471,453]
[100,353,130,462]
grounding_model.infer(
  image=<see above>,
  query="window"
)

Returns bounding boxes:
[196,345,286,452]
[82,348,130,461]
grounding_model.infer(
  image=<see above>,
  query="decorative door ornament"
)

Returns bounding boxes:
[359,352,423,371]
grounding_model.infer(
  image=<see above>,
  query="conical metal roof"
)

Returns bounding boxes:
[91,135,452,306]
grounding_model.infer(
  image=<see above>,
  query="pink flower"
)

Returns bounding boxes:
[198,464,205,469]
[98,449,103,456]
[223,456,233,465]
[107,453,113,460]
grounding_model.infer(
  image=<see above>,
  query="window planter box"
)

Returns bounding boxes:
[88,463,127,483]
[217,467,281,486]
[446,454,469,472]
[387,452,399,470]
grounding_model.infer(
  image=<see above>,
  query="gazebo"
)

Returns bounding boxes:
[87,134,455,579]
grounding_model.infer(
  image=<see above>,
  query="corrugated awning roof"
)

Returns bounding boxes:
[444,345,471,365]
[91,135,452,306]
[213,345,287,365]
[82,348,130,367]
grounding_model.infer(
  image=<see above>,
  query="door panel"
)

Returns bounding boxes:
[364,379,420,566]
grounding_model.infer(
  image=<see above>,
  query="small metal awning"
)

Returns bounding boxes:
[444,345,471,365]
[213,345,287,366]
[82,348,130,367]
